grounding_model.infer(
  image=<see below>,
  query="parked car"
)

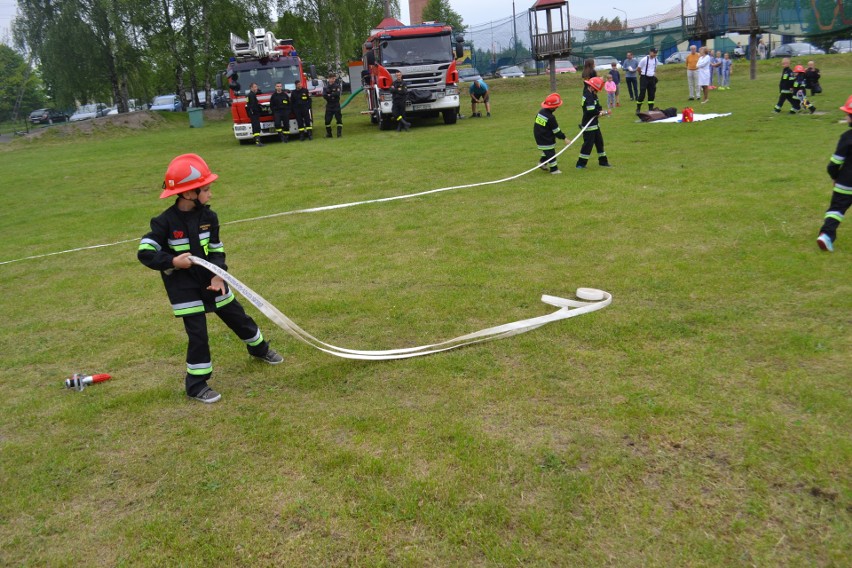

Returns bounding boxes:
[150,94,182,111]
[770,42,825,57]
[495,65,525,78]
[665,51,691,64]
[29,108,69,124]
[593,56,622,71]
[69,103,109,121]
[550,60,577,73]
[829,39,852,54]
[458,67,483,82]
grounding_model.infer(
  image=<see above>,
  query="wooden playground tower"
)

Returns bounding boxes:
[685,0,778,79]
[528,0,572,92]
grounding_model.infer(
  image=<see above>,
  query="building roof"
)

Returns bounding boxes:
[532,0,566,9]
[375,17,405,29]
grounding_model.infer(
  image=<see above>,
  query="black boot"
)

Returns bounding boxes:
[402,119,411,131]
[307,129,313,140]
[299,131,305,141]
[337,125,342,138]
[255,137,264,147]
[325,127,332,138]
[278,131,286,142]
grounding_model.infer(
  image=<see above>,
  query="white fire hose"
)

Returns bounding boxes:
[191,256,611,361]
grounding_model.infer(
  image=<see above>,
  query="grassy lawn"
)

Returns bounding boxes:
[0,55,850,566]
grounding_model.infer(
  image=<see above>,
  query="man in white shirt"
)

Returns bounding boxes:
[636,47,658,113]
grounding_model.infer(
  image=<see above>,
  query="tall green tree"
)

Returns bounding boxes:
[276,0,395,75]
[0,44,45,121]
[421,0,463,31]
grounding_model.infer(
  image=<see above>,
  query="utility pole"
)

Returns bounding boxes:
[512,1,518,61]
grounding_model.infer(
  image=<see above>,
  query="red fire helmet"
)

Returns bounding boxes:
[841,95,852,115]
[541,93,563,109]
[793,65,805,73]
[584,77,605,92]
[160,154,219,199]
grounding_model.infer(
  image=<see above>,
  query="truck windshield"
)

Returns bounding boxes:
[233,63,302,94]
[380,35,452,66]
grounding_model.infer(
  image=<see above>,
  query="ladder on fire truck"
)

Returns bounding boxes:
[229,29,294,61]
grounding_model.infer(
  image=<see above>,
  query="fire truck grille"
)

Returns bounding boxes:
[402,64,450,91]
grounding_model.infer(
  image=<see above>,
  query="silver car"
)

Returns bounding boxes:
[495,65,525,78]
[830,40,852,54]
[770,42,825,57]
[70,103,109,121]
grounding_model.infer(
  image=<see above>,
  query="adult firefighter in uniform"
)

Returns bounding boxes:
[576,76,611,169]
[323,75,343,138]
[246,82,264,146]
[137,154,283,403]
[391,71,411,131]
[292,79,313,140]
[270,81,291,142]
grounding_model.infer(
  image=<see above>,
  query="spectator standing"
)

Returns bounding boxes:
[469,79,491,117]
[712,51,723,87]
[604,74,617,111]
[686,45,700,100]
[697,47,712,104]
[720,53,732,90]
[609,62,621,106]
[622,52,639,101]
[758,40,767,60]
[581,58,597,80]
[804,61,822,96]
[636,47,659,113]
[816,95,852,252]
[322,75,343,138]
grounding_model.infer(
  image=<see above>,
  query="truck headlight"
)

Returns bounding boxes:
[445,87,458,96]
[380,92,392,102]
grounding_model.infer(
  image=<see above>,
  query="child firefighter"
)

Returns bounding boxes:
[816,95,852,252]
[138,154,283,403]
[534,92,568,174]
[576,76,612,169]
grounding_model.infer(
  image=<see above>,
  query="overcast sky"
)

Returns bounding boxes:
[0,1,698,44]
[399,1,696,26]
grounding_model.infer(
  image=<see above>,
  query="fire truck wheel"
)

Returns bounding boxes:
[442,110,458,125]
[379,117,394,131]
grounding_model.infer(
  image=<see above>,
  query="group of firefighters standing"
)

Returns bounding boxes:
[245,75,345,146]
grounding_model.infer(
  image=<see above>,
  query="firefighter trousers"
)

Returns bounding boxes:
[819,190,852,242]
[325,108,342,127]
[775,93,800,112]
[273,109,290,133]
[295,107,312,134]
[577,129,609,167]
[182,298,269,396]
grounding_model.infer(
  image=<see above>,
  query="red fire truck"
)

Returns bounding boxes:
[224,28,315,143]
[362,18,465,129]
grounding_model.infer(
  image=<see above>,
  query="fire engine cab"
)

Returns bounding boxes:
[362,18,464,129]
[224,28,315,143]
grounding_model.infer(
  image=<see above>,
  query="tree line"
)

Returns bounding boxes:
[6,0,399,119]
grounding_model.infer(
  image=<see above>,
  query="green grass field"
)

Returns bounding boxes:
[1,55,850,566]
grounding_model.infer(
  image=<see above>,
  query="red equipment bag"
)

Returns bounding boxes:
[682,107,694,122]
